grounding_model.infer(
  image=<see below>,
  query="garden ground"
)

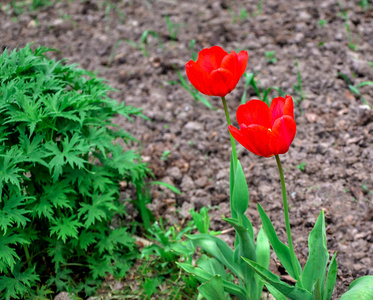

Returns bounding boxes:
[1,0,372,298]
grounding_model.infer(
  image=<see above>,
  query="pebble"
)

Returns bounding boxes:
[167,166,182,181]
[184,121,204,131]
[180,175,195,191]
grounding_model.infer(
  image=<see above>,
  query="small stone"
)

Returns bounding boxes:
[195,176,208,188]
[167,166,182,181]
[179,201,195,218]
[54,292,74,300]
[184,121,204,131]
[181,175,195,191]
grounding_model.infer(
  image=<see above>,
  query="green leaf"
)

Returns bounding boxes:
[144,277,160,298]
[185,234,242,279]
[323,252,337,300]
[0,148,25,196]
[78,190,117,227]
[177,263,246,298]
[151,181,182,195]
[265,282,287,300]
[349,85,361,96]
[340,276,373,300]
[302,210,328,293]
[231,160,249,216]
[50,216,83,243]
[31,197,54,220]
[0,231,29,272]
[0,264,39,300]
[44,134,89,182]
[197,255,228,280]
[45,268,73,291]
[257,203,301,281]
[255,226,270,299]
[87,255,114,280]
[96,228,134,255]
[312,278,322,300]
[198,275,226,300]
[223,218,256,299]
[0,194,30,233]
[256,226,270,269]
[242,258,313,300]
[46,237,67,270]
[190,207,210,234]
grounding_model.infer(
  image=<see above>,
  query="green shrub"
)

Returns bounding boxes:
[0,44,150,299]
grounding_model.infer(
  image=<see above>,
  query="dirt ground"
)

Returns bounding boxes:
[1,0,372,298]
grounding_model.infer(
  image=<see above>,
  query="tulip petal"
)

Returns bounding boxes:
[270,95,294,125]
[283,95,294,118]
[185,60,209,95]
[220,51,238,80]
[269,116,296,155]
[197,46,228,73]
[236,100,272,128]
[229,125,256,154]
[206,68,235,97]
[229,124,273,157]
[237,50,249,78]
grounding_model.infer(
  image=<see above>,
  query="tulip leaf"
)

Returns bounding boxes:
[185,234,242,279]
[197,275,226,300]
[265,282,287,300]
[302,210,328,293]
[340,276,373,300]
[231,160,249,216]
[223,218,256,299]
[242,258,313,300]
[257,203,301,281]
[323,252,337,300]
[241,213,254,240]
[177,263,246,298]
[256,226,270,269]
[255,226,270,299]
[312,278,322,300]
[197,255,228,281]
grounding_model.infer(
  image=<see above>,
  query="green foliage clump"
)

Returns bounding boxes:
[0,44,149,299]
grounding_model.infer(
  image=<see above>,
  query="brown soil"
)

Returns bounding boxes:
[1,0,372,299]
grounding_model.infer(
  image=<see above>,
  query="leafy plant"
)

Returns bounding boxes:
[165,15,182,41]
[318,19,328,28]
[189,39,197,61]
[338,3,358,51]
[296,162,306,172]
[178,158,271,300]
[265,51,277,64]
[338,72,373,107]
[241,72,285,105]
[6,0,52,16]
[0,44,150,299]
[293,60,306,105]
[168,69,213,109]
[125,30,161,58]
[359,0,370,12]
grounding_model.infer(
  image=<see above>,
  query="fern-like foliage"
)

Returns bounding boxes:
[0,44,150,299]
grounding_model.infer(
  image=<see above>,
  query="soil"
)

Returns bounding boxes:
[1,0,373,299]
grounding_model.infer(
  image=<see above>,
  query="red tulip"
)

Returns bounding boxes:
[185,46,248,97]
[228,96,296,157]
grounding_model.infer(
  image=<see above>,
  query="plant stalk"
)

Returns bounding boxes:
[221,96,238,167]
[275,154,302,287]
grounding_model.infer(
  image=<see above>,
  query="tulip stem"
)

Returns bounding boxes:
[221,96,238,166]
[275,154,302,287]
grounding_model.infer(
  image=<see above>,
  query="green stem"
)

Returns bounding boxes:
[221,96,238,167]
[275,155,302,287]
[23,245,31,268]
